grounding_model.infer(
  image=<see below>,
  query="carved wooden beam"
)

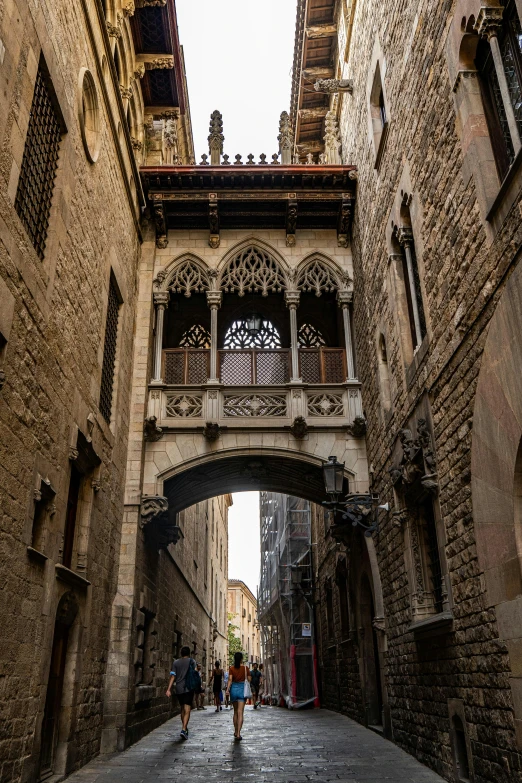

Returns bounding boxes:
[305,23,337,39]
[209,194,219,248]
[338,194,353,248]
[303,67,334,80]
[286,196,298,247]
[298,108,329,120]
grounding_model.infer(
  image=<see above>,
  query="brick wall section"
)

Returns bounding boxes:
[0,0,141,780]
[335,0,522,780]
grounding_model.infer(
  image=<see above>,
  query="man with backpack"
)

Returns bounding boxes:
[166,646,197,740]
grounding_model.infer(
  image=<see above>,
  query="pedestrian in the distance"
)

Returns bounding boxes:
[195,664,206,710]
[225,651,251,740]
[223,668,230,708]
[209,660,224,712]
[250,662,262,708]
[166,646,197,740]
[258,663,265,704]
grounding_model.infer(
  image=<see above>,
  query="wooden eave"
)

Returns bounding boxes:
[290,0,337,156]
[130,0,186,112]
[140,164,356,233]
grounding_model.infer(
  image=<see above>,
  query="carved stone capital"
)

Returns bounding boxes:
[475,6,503,39]
[134,64,145,79]
[372,616,386,633]
[120,85,133,101]
[396,227,414,248]
[392,508,409,527]
[206,290,223,309]
[153,291,170,308]
[347,416,367,438]
[153,270,167,289]
[290,416,308,440]
[131,137,143,152]
[284,290,300,309]
[156,236,168,249]
[91,478,101,493]
[452,69,479,93]
[122,1,135,16]
[337,290,353,307]
[209,236,220,249]
[106,21,121,39]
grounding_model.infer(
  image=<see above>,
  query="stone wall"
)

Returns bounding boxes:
[328,0,522,780]
[0,0,141,780]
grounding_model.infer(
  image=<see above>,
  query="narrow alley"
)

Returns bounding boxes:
[65,707,445,783]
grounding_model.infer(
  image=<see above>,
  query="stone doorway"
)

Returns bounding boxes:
[359,574,383,728]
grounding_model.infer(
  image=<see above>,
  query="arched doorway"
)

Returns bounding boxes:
[39,592,79,779]
[359,574,383,728]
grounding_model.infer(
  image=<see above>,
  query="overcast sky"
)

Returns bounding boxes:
[175,1,297,594]
[227,492,261,597]
[176,0,298,161]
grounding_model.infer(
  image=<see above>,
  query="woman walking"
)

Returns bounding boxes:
[225,652,251,740]
[209,660,224,712]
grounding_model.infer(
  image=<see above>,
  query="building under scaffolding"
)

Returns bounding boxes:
[258,493,319,709]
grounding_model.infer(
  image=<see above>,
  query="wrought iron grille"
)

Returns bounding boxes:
[219,350,290,385]
[300,348,346,384]
[15,67,62,260]
[99,276,121,423]
[163,349,209,384]
[179,324,211,348]
[223,319,281,349]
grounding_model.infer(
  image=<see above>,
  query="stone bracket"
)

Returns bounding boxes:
[338,195,353,247]
[153,199,168,248]
[286,196,298,247]
[209,194,220,248]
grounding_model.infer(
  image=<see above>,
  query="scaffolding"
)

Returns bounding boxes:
[258,493,319,709]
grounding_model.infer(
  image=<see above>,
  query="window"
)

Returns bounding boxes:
[15,63,63,259]
[99,274,121,423]
[32,479,56,554]
[377,333,391,411]
[476,1,522,180]
[396,218,426,351]
[178,324,211,348]
[78,69,101,164]
[298,323,326,348]
[421,498,444,614]
[369,62,389,167]
[63,466,81,569]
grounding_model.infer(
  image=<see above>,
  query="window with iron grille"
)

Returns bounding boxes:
[99,275,121,423]
[15,65,62,260]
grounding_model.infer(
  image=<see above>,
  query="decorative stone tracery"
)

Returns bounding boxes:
[167,260,211,297]
[220,246,286,296]
[297,257,341,295]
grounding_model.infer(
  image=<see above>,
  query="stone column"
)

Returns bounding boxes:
[206,291,222,382]
[152,291,169,382]
[397,228,423,348]
[337,291,356,380]
[285,291,301,382]
[476,7,522,156]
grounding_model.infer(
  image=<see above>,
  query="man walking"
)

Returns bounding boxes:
[250,662,262,708]
[166,646,196,739]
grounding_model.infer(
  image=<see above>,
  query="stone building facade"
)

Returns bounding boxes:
[292,0,522,781]
[228,579,261,665]
[0,0,198,780]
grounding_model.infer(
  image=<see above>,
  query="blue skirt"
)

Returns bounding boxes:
[230,681,246,703]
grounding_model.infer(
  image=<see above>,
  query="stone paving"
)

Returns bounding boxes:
[67,706,447,782]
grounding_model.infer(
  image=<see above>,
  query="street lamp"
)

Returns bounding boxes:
[246,313,264,336]
[322,456,345,503]
[322,456,388,537]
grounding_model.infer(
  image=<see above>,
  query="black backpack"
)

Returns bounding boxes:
[185,659,199,691]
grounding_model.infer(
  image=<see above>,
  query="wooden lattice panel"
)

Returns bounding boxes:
[256,352,290,384]
[164,352,185,384]
[187,351,209,384]
[323,350,346,383]
[300,350,321,384]
[220,351,253,385]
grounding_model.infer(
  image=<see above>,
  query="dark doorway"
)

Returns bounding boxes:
[360,575,383,726]
[39,593,78,780]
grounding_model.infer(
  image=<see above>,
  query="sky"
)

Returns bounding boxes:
[227,492,261,597]
[176,0,298,161]
[175,2,297,593]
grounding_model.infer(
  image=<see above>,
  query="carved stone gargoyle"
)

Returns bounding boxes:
[314,78,354,94]
[348,416,367,438]
[290,416,308,440]
[390,418,438,493]
[140,495,182,549]
[203,421,221,442]
[144,416,163,442]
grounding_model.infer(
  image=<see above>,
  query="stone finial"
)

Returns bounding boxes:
[259,153,267,164]
[208,110,224,165]
[271,153,280,164]
[222,154,230,164]
[324,111,342,164]
[234,154,243,165]
[200,154,209,166]
[306,153,314,164]
[278,111,293,165]
[314,78,353,95]
[247,154,255,165]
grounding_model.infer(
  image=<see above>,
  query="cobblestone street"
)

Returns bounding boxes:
[67,707,446,783]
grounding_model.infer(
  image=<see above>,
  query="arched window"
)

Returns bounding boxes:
[113,44,121,84]
[223,319,281,349]
[377,333,391,412]
[396,205,426,351]
[178,324,211,349]
[298,323,326,347]
[476,1,522,181]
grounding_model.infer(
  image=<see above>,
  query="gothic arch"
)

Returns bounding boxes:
[295,253,347,295]
[157,254,212,296]
[217,239,291,296]
[471,255,522,744]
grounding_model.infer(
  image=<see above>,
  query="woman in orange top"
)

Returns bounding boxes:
[225,651,251,740]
